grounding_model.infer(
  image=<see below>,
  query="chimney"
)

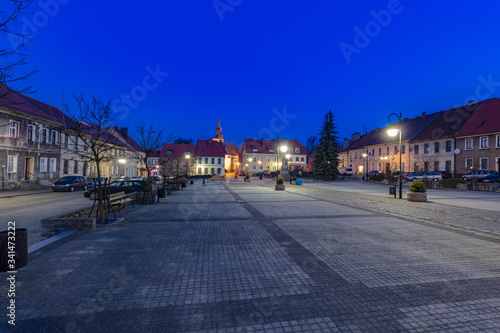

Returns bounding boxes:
[421,112,426,120]
[468,100,476,106]
[343,138,350,149]
[351,132,361,141]
[120,127,128,136]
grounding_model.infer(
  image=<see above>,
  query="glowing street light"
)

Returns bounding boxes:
[387,112,403,199]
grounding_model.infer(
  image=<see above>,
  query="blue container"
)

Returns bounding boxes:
[295,179,302,185]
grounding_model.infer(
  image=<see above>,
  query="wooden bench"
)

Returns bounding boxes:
[109,191,135,212]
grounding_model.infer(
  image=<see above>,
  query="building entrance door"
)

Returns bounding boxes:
[25,157,34,181]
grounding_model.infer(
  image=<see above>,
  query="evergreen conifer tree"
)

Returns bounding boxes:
[314,110,340,180]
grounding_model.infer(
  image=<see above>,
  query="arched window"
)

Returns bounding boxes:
[295,148,300,153]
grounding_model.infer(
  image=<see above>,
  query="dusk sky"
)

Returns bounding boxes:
[9,1,500,146]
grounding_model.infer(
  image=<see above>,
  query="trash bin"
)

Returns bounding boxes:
[295,179,302,185]
[181,182,186,188]
[158,187,166,198]
[389,186,396,196]
[0,228,28,272]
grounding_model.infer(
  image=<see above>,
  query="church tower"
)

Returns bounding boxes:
[214,118,224,142]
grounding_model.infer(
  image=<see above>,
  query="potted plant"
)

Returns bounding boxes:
[244,174,250,182]
[275,176,285,190]
[291,176,297,185]
[407,179,427,202]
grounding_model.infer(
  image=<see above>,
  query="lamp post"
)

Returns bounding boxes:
[280,145,289,181]
[1,165,5,191]
[362,152,368,181]
[387,112,403,199]
[247,157,252,177]
[184,150,191,178]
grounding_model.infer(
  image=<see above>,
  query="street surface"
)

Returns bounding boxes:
[2,180,500,332]
[0,189,92,246]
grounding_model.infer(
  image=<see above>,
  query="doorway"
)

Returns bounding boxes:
[25,157,34,181]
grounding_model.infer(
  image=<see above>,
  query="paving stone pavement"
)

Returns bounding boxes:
[2,182,500,332]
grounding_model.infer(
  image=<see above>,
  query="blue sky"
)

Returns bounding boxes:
[9,0,500,146]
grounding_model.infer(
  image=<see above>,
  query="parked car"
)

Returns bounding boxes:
[339,167,353,176]
[87,177,109,188]
[112,176,130,181]
[461,170,492,182]
[407,171,442,181]
[84,180,148,200]
[52,176,88,192]
[437,171,453,180]
[479,172,500,183]
[367,170,380,177]
[254,172,266,176]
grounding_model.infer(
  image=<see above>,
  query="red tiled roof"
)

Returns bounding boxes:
[160,143,197,158]
[456,98,500,137]
[196,139,225,157]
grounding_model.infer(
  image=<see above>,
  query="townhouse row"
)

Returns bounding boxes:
[339,98,500,177]
[0,87,144,189]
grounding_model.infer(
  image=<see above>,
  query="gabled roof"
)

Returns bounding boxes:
[343,129,379,151]
[108,126,141,151]
[456,98,500,137]
[413,102,483,141]
[196,139,225,157]
[160,143,197,158]
[222,141,239,156]
[362,111,442,147]
[243,138,306,154]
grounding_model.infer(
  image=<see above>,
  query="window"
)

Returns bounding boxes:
[372,149,375,156]
[434,161,439,171]
[349,152,352,159]
[295,157,299,162]
[41,128,48,143]
[204,167,208,175]
[378,148,381,155]
[424,161,429,171]
[9,120,19,138]
[268,149,274,153]
[84,144,88,151]
[253,157,256,162]
[49,158,57,173]
[198,158,202,164]
[252,165,256,170]
[465,158,473,170]
[480,158,488,169]
[265,166,270,170]
[217,168,221,174]
[266,157,270,163]
[258,165,263,170]
[402,145,405,154]
[218,158,222,164]
[354,152,357,159]
[446,140,452,152]
[205,158,208,164]
[414,145,419,154]
[480,136,489,149]
[83,162,88,177]
[252,148,258,152]
[465,138,473,150]
[272,158,277,162]
[424,143,429,154]
[394,146,398,154]
[40,157,48,173]
[27,125,35,141]
[435,142,440,153]
[7,156,17,173]
[74,161,79,174]
[74,137,79,150]
[301,157,304,162]
[289,148,293,153]
[272,166,276,170]
[258,157,262,162]
[401,163,405,172]
[63,160,69,174]
[64,134,69,148]
[445,160,451,172]
[414,162,418,171]
[497,135,500,148]
[50,131,58,144]
[295,148,299,153]
[386,147,389,155]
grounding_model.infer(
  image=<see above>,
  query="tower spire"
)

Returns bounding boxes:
[214,117,224,142]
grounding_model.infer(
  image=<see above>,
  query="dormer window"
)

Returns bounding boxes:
[268,149,274,153]
[295,148,300,153]
[252,148,258,152]
[166,150,173,155]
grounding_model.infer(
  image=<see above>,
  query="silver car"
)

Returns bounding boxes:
[461,170,492,181]
[408,171,442,182]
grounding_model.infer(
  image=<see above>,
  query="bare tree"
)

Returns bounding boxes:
[134,121,172,204]
[0,0,39,100]
[61,94,118,223]
[306,135,318,163]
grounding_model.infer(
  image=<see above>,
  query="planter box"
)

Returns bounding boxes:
[41,207,96,238]
[407,191,427,202]
[275,184,285,190]
[244,178,250,182]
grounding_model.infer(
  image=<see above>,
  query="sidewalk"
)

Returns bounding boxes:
[3,182,500,332]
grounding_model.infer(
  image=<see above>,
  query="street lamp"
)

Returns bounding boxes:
[387,112,403,199]
[362,152,368,182]
[184,150,191,177]
[247,157,252,177]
